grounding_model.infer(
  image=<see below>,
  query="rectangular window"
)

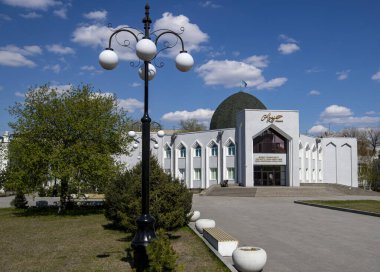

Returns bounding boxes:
[195,147,202,157]
[210,168,218,180]
[227,167,235,180]
[194,168,201,180]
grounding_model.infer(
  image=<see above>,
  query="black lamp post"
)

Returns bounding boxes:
[98,3,193,269]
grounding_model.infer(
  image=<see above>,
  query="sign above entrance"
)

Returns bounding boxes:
[261,113,283,123]
[253,154,287,165]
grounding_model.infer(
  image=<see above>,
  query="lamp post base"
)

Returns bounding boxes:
[131,214,156,271]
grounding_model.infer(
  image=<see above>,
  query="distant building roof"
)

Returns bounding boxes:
[209,92,267,130]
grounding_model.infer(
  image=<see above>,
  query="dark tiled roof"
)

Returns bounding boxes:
[210,92,266,130]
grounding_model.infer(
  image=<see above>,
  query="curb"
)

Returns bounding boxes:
[294,201,380,217]
[188,222,238,272]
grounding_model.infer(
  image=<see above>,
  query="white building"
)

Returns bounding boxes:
[0,131,9,193]
[126,92,358,188]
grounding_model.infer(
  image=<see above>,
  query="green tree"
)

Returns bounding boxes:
[5,84,131,211]
[179,119,206,132]
[104,155,192,232]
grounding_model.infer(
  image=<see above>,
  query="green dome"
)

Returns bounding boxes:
[210,92,267,130]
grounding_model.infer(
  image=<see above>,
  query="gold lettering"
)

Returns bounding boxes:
[261,113,283,123]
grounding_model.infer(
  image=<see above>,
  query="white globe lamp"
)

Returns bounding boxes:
[99,49,119,70]
[133,143,139,149]
[128,131,136,137]
[138,63,156,81]
[136,39,157,61]
[157,130,165,137]
[153,143,159,149]
[175,52,194,72]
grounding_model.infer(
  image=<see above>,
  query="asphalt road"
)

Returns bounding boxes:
[192,195,380,272]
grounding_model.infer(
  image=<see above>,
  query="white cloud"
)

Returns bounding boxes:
[53,8,67,19]
[72,24,138,61]
[365,111,378,115]
[72,24,111,48]
[336,70,350,80]
[46,44,74,55]
[1,45,42,56]
[83,10,107,21]
[0,51,36,67]
[305,67,323,73]
[244,55,269,68]
[200,1,221,8]
[257,77,287,90]
[130,82,141,88]
[0,45,41,68]
[118,98,143,113]
[80,65,96,71]
[79,65,102,75]
[308,90,320,96]
[14,92,25,97]
[0,13,11,21]
[318,104,380,125]
[279,34,298,43]
[320,105,353,119]
[43,64,61,73]
[278,43,300,55]
[153,12,208,54]
[322,116,380,125]
[196,60,264,88]
[20,12,42,19]
[371,71,380,82]
[161,108,214,122]
[0,0,60,10]
[196,59,287,90]
[308,125,328,135]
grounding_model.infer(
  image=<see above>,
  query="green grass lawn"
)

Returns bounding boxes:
[0,208,228,272]
[302,200,380,213]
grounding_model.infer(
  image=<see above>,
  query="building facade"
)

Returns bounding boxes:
[125,92,358,189]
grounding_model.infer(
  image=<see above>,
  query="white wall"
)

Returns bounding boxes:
[237,110,300,187]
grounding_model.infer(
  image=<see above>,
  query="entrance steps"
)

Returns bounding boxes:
[201,183,380,197]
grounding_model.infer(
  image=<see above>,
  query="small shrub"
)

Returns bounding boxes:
[145,229,178,272]
[104,155,192,232]
[12,191,28,209]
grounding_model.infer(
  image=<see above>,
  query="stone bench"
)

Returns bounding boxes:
[203,227,238,257]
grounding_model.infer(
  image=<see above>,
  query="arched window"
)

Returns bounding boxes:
[253,128,287,153]
[180,146,186,158]
[227,142,235,156]
[194,144,202,157]
[211,143,218,156]
[164,144,171,159]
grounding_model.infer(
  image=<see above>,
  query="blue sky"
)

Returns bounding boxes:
[0,0,379,135]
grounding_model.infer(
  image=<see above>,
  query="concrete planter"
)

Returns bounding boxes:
[189,210,201,222]
[232,246,267,272]
[195,219,215,234]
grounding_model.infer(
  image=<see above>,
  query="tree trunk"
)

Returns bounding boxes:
[58,178,69,213]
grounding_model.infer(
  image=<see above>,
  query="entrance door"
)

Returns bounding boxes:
[254,165,286,186]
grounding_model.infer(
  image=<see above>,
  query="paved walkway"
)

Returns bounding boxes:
[192,195,380,272]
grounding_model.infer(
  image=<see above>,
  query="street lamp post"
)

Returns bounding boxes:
[98,3,193,269]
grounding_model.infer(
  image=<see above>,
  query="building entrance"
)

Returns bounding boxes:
[254,165,286,186]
